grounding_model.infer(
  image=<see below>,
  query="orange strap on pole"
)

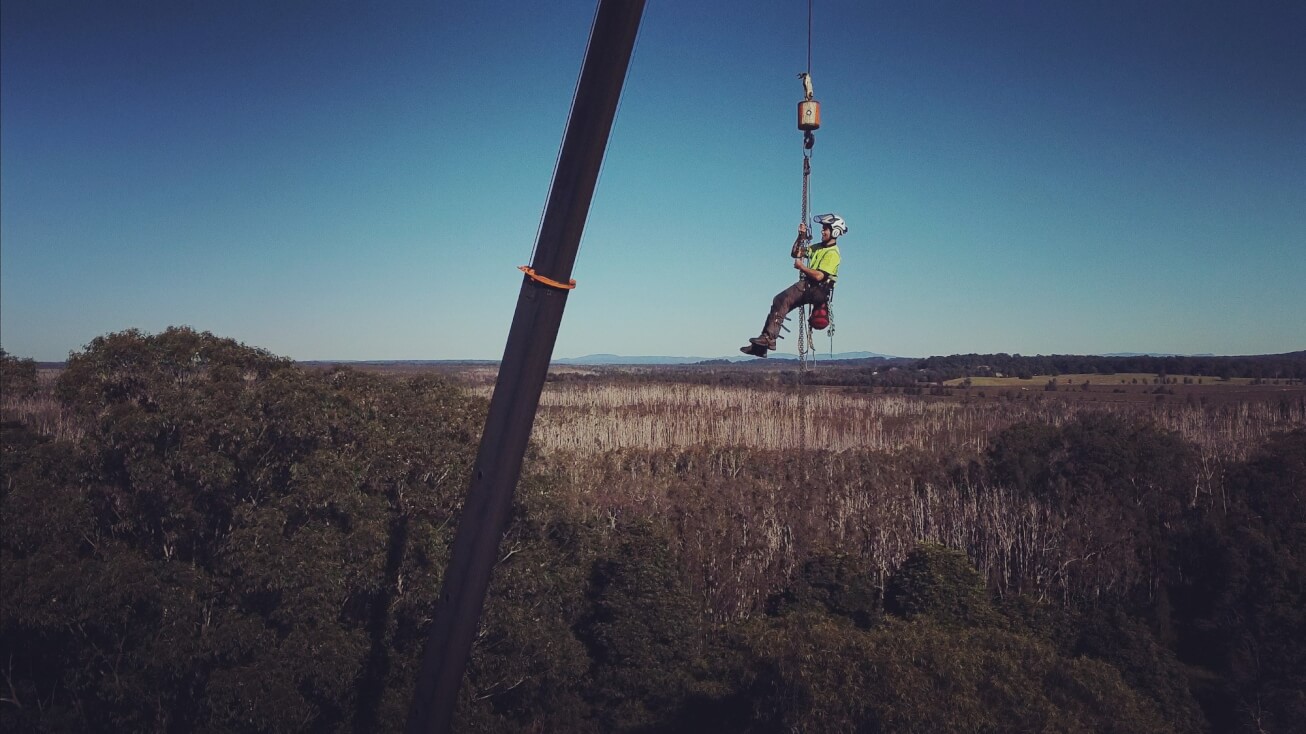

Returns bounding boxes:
[518,265,576,290]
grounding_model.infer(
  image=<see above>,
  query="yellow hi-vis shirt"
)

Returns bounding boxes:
[806,244,841,282]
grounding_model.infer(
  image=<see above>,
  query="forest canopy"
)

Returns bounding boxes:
[2,328,1303,732]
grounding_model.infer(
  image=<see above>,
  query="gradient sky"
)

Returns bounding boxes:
[3,0,1304,361]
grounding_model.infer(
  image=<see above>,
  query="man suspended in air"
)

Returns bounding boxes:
[741,213,846,357]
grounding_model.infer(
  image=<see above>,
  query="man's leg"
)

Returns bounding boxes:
[752,281,810,349]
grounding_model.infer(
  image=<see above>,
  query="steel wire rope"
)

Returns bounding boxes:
[527,6,594,265]
[797,0,816,455]
[528,3,646,268]
[797,0,815,374]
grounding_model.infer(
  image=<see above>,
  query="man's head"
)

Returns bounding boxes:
[813,213,847,243]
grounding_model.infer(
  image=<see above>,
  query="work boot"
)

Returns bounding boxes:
[749,335,777,351]
[740,343,768,358]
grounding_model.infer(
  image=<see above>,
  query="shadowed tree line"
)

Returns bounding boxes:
[915,352,1306,382]
[589,351,1306,390]
[0,349,40,399]
[2,329,1303,732]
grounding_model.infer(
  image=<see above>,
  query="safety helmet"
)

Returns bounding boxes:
[813,213,847,239]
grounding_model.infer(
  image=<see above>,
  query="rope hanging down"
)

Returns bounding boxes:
[794,0,837,372]
[796,0,816,450]
[796,0,818,373]
[798,141,814,371]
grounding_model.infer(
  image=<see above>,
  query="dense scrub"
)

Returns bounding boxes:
[915,352,1306,382]
[0,349,40,399]
[2,331,1303,732]
[2,330,485,731]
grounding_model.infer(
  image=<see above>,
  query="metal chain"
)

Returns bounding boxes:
[799,0,815,463]
[800,0,818,376]
[798,152,812,372]
[827,293,835,358]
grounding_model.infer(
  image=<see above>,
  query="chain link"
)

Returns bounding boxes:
[799,0,816,458]
[798,151,812,372]
[827,294,834,358]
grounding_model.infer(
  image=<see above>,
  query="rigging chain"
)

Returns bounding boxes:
[798,153,810,371]
[797,0,817,457]
[797,0,817,374]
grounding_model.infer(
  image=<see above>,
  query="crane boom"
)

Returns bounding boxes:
[404,2,646,732]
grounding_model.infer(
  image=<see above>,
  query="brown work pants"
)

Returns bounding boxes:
[761,279,830,339]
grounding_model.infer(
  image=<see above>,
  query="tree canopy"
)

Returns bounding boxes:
[2,328,1301,732]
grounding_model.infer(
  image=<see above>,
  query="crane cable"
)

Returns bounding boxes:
[797,0,816,373]
[798,148,813,372]
[794,0,816,460]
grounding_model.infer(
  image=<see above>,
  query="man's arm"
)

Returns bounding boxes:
[789,223,808,258]
[793,259,825,281]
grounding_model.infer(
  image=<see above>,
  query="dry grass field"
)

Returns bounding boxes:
[464,380,1306,464]
[468,377,1302,619]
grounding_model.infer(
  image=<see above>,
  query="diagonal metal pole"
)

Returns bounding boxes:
[405,2,645,732]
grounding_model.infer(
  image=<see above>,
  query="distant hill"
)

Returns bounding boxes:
[1100,352,1217,358]
[553,351,901,365]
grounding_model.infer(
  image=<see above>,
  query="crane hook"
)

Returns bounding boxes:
[797,73,821,132]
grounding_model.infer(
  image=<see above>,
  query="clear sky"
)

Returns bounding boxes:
[3,0,1304,362]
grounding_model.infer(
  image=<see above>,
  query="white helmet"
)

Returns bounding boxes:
[813,213,847,239]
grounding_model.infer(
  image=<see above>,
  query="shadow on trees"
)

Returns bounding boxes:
[2,331,1303,732]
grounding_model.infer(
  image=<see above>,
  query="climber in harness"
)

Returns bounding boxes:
[742,212,846,356]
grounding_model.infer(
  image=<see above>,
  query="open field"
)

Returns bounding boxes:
[461,380,1306,463]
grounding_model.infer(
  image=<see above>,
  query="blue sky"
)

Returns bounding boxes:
[3,0,1303,361]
